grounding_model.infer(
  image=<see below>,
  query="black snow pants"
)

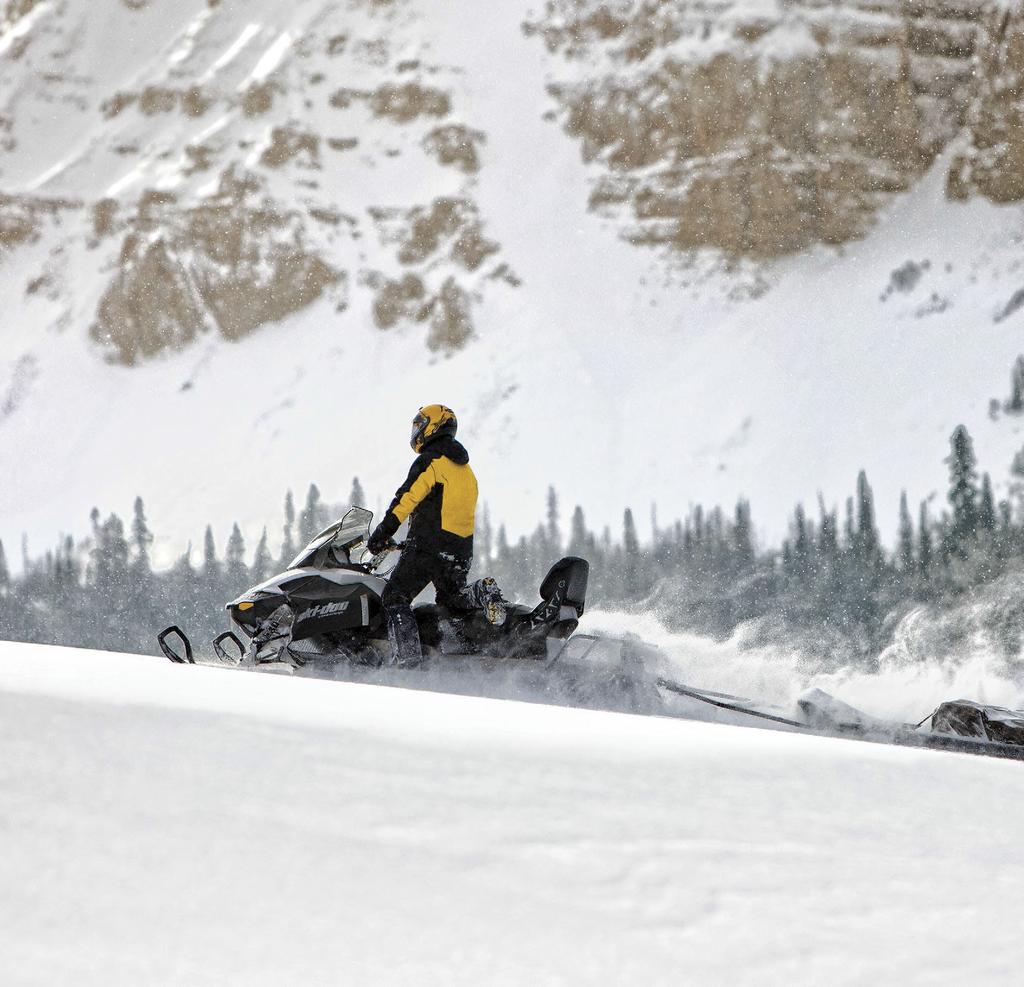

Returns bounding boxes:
[380,543,474,666]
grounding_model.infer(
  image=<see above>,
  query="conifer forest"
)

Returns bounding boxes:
[3,424,1023,666]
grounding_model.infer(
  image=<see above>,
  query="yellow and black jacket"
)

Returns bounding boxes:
[375,435,477,556]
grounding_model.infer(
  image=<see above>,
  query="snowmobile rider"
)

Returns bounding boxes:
[366,404,503,667]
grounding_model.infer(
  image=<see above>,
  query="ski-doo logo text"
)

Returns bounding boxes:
[297,601,350,624]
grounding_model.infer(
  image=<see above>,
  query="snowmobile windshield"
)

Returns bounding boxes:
[287,507,373,569]
[332,507,373,548]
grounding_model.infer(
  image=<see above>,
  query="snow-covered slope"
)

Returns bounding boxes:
[3,0,1024,564]
[2,640,1023,985]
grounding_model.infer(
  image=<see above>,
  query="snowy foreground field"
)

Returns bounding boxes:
[2,642,1023,986]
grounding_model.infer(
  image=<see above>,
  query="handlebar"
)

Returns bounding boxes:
[366,539,404,570]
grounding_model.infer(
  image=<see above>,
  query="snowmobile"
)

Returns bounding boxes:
[158,508,1024,764]
[158,507,599,674]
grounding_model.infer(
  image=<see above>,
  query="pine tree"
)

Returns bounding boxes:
[225,523,247,588]
[918,501,932,581]
[349,476,366,508]
[946,424,979,557]
[496,524,511,560]
[0,539,8,592]
[251,527,271,583]
[202,526,219,595]
[528,523,546,567]
[996,498,1015,560]
[1011,446,1024,513]
[87,508,101,583]
[130,496,154,578]
[66,535,79,574]
[817,497,838,561]
[545,486,561,551]
[979,472,997,534]
[1010,355,1024,412]
[733,499,754,569]
[791,503,810,580]
[478,504,494,567]
[173,543,194,581]
[855,471,879,561]
[91,514,130,647]
[897,491,915,573]
[843,497,855,551]
[681,520,694,562]
[60,535,80,592]
[280,490,296,566]
[173,544,195,587]
[622,508,640,598]
[123,499,155,648]
[92,513,129,594]
[299,483,323,545]
[693,505,705,551]
[164,541,202,643]
[708,506,728,576]
[204,526,216,564]
[568,506,588,557]
[623,509,640,556]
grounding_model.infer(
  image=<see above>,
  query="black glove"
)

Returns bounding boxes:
[366,526,390,555]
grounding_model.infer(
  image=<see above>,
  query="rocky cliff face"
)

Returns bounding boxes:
[949,6,1024,202]
[89,169,343,364]
[0,0,514,363]
[2,0,1023,367]
[526,0,1024,256]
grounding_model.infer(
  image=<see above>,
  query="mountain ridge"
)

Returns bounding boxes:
[2,0,1024,566]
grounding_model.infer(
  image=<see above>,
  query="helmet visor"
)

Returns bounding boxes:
[410,412,429,451]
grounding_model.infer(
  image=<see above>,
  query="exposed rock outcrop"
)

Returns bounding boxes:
[0,193,79,255]
[423,123,485,173]
[367,197,501,348]
[3,1,45,25]
[395,197,499,270]
[90,170,343,364]
[329,81,452,120]
[1,0,514,364]
[949,8,1024,202]
[526,0,1024,257]
[101,86,213,119]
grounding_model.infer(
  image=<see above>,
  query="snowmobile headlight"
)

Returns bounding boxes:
[228,590,280,614]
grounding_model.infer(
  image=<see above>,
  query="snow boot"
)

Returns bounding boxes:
[478,577,508,626]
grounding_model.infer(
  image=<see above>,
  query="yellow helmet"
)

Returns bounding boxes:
[410,404,457,452]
